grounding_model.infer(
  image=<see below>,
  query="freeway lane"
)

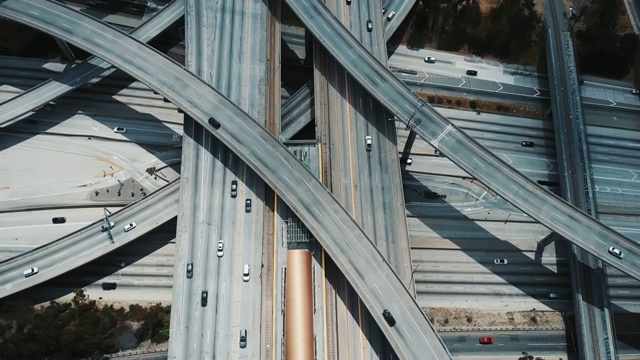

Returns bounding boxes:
[286,0,640,281]
[0,180,179,298]
[0,1,450,358]
[0,0,183,127]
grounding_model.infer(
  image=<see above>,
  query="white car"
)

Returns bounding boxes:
[113,127,127,133]
[23,267,39,277]
[124,222,137,232]
[101,221,115,231]
[608,246,623,259]
[424,56,436,63]
[217,240,224,257]
[494,258,508,265]
[243,264,251,282]
[387,11,396,20]
[365,136,372,151]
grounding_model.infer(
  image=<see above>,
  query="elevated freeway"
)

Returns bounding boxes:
[169,0,270,359]
[286,0,640,281]
[0,180,179,298]
[544,0,617,358]
[0,1,451,358]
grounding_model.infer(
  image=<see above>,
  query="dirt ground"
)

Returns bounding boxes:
[426,307,567,331]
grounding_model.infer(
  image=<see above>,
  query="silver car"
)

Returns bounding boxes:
[608,246,623,259]
[217,240,224,257]
[124,222,137,232]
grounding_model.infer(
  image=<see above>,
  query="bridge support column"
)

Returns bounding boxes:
[54,38,75,61]
[401,130,417,162]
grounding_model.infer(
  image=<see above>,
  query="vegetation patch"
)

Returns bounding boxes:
[419,91,543,118]
[0,289,170,360]
[573,0,637,80]
[405,0,543,66]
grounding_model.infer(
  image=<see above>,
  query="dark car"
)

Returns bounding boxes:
[632,89,639,95]
[201,290,208,307]
[382,309,396,327]
[466,70,478,76]
[52,217,66,224]
[366,20,373,32]
[101,282,117,290]
[479,336,494,345]
[245,199,252,213]
[186,262,193,279]
[521,140,535,147]
[208,117,221,130]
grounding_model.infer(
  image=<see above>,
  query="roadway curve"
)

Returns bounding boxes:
[0,1,451,358]
[286,0,640,280]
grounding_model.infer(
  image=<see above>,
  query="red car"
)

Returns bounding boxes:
[479,336,494,345]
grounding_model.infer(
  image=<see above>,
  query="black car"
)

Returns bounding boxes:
[245,199,252,213]
[102,282,117,290]
[382,309,396,327]
[466,70,478,76]
[52,217,66,224]
[208,117,221,130]
[521,140,535,147]
[201,290,208,307]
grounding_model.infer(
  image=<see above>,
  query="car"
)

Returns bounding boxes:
[366,20,372,32]
[124,222,136,232]
[346,0,351,4]
[243,264,251,282]
[365,136,372,151]
[186,262,193,279]
[239,329,247,348]
[217,240,224,257]
[101,282,117,290]
[52,217,66,224]
[608,246,623,259]
[494,258,508,265]
[231,180,238,198]
[201,290,208,307]
[101,221,115,231]
[466,70,478,76]
[424,56,436,63]
[632,89,640,95]
[23,267,39,277]
[208,117,221,130]
[400,157,413,165]
[245,199,252,213]
[113,127,127,133]
[382,7,387,14]
[521,140,535,147]
[479,336,494,345]
[387,11,396,20]
[382,309,396,327]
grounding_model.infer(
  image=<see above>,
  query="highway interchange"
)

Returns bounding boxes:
[1,0,633,358]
